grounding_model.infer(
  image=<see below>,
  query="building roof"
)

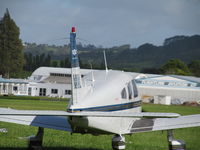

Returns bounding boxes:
[171,75,200,84]
[0,77,28,84]
[144,73,200,84]
[31,67,93,77]
[136,73,200,89]
[10,78,28,84]
[0,77,12,83]
[29,67,94,82]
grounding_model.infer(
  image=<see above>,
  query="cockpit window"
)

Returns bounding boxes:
[127,82,133,99]
[121,88,127,99]
[132,80,138,97]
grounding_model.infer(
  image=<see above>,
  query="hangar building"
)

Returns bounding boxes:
[27,67,92,98]
[27,67,145,98]
[135,74,200,104]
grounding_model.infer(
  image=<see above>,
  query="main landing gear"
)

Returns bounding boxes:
[28,127,44,150]
[26,128,186,150]
[167,130,186,150]
[111,130,186,150]
[112,134,126,150]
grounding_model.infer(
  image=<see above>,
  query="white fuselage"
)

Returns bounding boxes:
[68,70,142,135]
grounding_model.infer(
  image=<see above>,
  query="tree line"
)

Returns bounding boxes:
[24,53,70,71]
[0,9,200,78]
[141,59,200,77]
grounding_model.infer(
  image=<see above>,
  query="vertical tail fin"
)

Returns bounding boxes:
[70,27,82,105]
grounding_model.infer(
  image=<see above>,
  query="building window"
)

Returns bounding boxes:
[3,84,6,91]
[135,80,141,84]
[39,88,46,96]
[28,87,32,95]
[50,73,71,77]
[121,88,127,99]
[164,82,169,85]
[65,90,71,95]
[51,89,58,94]
[13,86,18,91]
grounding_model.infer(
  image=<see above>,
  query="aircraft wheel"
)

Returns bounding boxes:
[167,130,186,150]
[28,127,44,150]
[112,134,126,150]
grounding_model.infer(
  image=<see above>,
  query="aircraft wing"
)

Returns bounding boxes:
[0,108,180,118]
[0,115,72,132]
[128,114,200,134]
[0,107,181,133]
[1,107,200,134]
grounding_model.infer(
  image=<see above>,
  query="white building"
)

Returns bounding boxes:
[27,67,92,98]
[1,67,200,105]
[0,77,28,96]
[136,74,200,104]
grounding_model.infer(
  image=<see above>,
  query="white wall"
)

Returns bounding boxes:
[31,83,71,98]
[138,86,200,102]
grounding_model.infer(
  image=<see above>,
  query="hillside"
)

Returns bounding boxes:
[24,35,200,71]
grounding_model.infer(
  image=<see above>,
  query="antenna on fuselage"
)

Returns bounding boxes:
[89,62,95,92]
[89,62,95,82]
[103,50,108,73]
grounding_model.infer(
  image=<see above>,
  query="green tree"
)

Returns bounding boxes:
[0,9,24,77]
[24,53,52,71]
[64,57,70,68]
[39,53,45,66]
[161,59,191,75]
[44,54,51,67]
[24,53,33,71]
[51,61,58,67]
[188,60,200,77]
[60,60,64,67]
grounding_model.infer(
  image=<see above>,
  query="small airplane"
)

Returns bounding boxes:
[0,27,200,150]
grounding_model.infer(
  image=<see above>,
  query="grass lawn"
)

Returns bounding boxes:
[0,98,200,150]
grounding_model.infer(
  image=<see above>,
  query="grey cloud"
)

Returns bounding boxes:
[0,0,199,47]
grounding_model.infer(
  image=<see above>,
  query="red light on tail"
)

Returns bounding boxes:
[71,27,76,33]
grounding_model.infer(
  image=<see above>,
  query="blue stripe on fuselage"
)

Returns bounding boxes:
[68,100,141,112]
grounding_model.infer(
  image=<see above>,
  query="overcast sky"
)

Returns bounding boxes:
[0,0,200,48]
